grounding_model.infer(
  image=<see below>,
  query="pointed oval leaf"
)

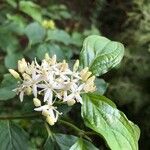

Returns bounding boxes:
[44,133,77,150]
[19,1,42,22]
[25,22,46,45]
[0,121,29,150]
[46,29,71,45]
[80,35,124,76]
[0,74,17,100]
[81,93,140,150]
[70,138,99,150]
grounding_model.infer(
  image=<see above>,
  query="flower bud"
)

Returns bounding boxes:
[67,99,76,106]
[80,67,88,76]
[51,55,57,65]
[25,87,32,95]
[42,20,48,27]
[42,20,55,29]
[84,83,96,93]
[46,115,55,126]
[9,69,20,79]
[18,58,27,73]
[22,73,31,80]
[87,76,95,83]
[45,53,50,61]
[82,71,92,81]
[73,60,79,72]
[33,98,41,107]
[60,60,68,71]
[42,110,49,117]
[47,20,55,29]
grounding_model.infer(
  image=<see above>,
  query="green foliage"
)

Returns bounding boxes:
[0,121,28,150]
[25,22,46,45]
[19,1,42,22]
[45,4,72,20]
[5,52,23,69]
[44,133,77,150]
[80,35,124,76]
[81,93,140,150]
[70,138,99,150]
[0,74,17,100]
[36,43,65,61]
[47,29,72,45]
[94,78,108,95]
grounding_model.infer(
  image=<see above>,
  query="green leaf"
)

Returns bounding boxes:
[19,1,42,22]
[7,14,26,34]
[0,27,19,52]
[46,29,71,45]
[4,52,23,69]
[44,133,77,150]
[95,78,108,95]
[25,22,46,45]
[81,93,140,150]
[80,35,124,76]
[6,0,17,8]
[44,136,58,150]
[71,32,83,46]
[0,74,17,100]
[36,43,65,61]
[70,138,99,150]
[55,134,77,150]
[0,121,28,150]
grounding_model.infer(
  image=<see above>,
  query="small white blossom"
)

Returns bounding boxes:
[63,83,84,104]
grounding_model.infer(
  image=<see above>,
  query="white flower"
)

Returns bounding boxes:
[63,83,84,104]
[34,104,61,125]
[10,54,96,125]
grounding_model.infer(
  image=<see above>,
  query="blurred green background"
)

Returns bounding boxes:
[0,0,149,149]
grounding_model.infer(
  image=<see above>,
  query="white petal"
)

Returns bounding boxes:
[63,91,68,99]
[37,84,47,89]
[34,105,49,111]
[19,91,24,102]
[64,93,74,101]
[33,84,37,97]
[75,94,83,104]
[54,83,64,90]
[56,92,62,99]
[32,70,36,80]
[77,84,84,92]
[48,90,53,105]
[44,89,50,102]
[48,109,56,121]
[70,83,77,92]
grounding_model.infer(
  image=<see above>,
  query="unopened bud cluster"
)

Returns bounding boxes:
[42,20,55,29]
[9,54,96,125]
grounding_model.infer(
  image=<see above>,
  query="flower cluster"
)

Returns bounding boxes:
[9,54,96,125]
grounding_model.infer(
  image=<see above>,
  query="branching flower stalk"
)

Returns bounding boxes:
[9,54,96,126]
